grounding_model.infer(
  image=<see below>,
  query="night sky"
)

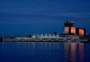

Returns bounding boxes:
[0,0,90,35]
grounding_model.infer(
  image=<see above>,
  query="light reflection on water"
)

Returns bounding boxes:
[64,43,84,62]
[0,42,89,62]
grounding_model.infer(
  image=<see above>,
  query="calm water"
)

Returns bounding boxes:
[0,42,90,62]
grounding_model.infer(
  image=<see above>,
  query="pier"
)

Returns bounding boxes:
[1,34,88,42]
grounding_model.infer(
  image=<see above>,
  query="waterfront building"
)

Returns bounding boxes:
[39,34,45,39]
[32,35,36,39]
[64,21,75,34]
[44,34,48,38]
[64,20,86,37]
[77,28,86,37]
[48,34,52,38]
[55,35,60,39]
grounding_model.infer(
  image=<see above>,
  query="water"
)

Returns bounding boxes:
[0,42,90,62]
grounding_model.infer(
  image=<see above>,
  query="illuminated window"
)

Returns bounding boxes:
[64,27,69,33]
[79,29,84,36]
[71,27,76,34]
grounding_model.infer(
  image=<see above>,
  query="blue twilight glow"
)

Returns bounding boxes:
[0,0,90,35]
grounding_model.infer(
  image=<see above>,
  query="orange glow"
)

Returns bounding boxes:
[64,27,69,33]
[71,27,76,34]
[79,29,84,36]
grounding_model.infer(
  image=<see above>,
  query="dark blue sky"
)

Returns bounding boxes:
[0,0,90,35]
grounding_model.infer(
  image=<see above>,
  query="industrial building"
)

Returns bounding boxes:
[64,21,86,37]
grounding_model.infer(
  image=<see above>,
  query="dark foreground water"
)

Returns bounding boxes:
[0,42,90,62]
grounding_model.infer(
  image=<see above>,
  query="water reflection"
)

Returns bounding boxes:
[0,42,86,62]
[64,42,84,62]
